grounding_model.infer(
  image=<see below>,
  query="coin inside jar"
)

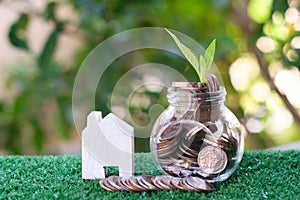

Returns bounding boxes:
[197,145,228,174]
[158,123,182,141]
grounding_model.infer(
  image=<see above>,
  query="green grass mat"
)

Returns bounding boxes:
[1,151,300,199]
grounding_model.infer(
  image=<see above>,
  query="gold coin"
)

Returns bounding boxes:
[197,145,227,174]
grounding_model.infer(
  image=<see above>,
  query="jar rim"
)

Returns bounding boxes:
[171,82,226,96]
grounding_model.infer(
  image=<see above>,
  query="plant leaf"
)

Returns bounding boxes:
[8,13,29,50]
[204,39,216,72]
[199,55,206,82]
[165,28,200,79]
[44,1,57,21]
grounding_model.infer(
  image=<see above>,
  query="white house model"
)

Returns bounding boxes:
[82,111,134,179]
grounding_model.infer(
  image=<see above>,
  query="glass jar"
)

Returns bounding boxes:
[151,82,244,182]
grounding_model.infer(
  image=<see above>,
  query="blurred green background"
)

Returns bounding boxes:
[0,0,300,155]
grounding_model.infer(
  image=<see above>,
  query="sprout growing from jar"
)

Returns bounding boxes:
[165,28,216,84]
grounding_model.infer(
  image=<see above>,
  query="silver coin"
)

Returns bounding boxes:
[107,176,124,191]
[180,177,200,192]
[185,176,213,191]
[197,145,228,174]
[126,176,149,192]
[151,176,173,190]
[169,177,187,190]
[138,175,158,191]
[99,178,117,192]
[117,177,138,192]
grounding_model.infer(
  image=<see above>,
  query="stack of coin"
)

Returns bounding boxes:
[154,120,237,179]
[172,74,220,93]
[99,175,213,192]
[206,74,220,92]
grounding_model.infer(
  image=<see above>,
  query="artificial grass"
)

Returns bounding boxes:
[0,151,300,199]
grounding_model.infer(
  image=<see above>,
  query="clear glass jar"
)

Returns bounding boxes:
[151,82,244,182]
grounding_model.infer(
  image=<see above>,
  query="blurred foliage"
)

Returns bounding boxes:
[1,0,300,154]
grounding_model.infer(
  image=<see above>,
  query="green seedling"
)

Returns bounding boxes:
[165,28,216,83]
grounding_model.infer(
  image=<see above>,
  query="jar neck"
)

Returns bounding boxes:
[167,83,226,108]
[167,82,226,122]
